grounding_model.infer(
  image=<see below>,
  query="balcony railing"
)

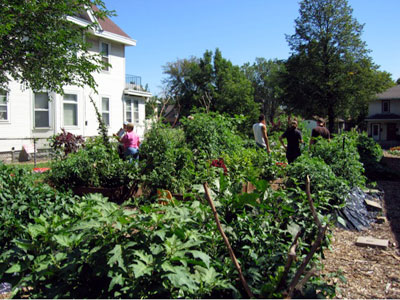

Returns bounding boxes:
[125,74,144,91]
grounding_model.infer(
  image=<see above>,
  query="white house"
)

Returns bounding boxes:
[365,85,400,147]
[0,8,151,158]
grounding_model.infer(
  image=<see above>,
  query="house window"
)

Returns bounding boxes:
[101,42,109,71]
[382,100,390,113]
[34,92,50,128]
[63,93,78,126]
[0,90,9,121]
[101,97,110,126]
[125,98,139,124]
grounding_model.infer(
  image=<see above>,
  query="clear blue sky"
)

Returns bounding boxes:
[104,0,400,96]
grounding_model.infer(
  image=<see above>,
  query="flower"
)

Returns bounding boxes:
[211,158,228,175]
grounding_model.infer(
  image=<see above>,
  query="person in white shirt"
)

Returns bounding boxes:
[253,114,271,153]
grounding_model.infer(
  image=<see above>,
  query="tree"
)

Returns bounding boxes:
[241,58,286,122]
[162,49,259,128]
[282,0,393,132]
[0,0,112,94]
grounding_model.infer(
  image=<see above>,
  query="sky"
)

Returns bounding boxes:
[104,0,400,96]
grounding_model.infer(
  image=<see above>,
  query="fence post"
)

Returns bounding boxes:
[11,147,15,163]
[33,138,37,167]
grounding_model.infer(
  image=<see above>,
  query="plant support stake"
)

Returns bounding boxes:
[203,182,254,299]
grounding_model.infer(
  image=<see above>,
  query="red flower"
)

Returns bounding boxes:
[211,158,228,175]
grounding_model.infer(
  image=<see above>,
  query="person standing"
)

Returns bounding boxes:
[310,118,330,146]
[114,123,140,162]
[253,114,271,153]
[279,120,303,163]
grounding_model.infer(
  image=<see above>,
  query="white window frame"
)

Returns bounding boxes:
[100,41,110,72]
[124,97,140,124]
[33,92,51,129]
[0,89,10,123]
[63,93,79,128]
[101,96,110,126]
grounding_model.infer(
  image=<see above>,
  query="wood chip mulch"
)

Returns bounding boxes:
[322,152,400,299]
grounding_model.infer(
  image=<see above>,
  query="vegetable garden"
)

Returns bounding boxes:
[0,112,391,298]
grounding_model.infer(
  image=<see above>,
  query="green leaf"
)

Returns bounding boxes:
[53,234,71,247]
[108,245,126,272]
[27,224,46,238]
[190,250,210,268]
[108,273,124,291]
[131,261,152,278]
[6,263,21,273]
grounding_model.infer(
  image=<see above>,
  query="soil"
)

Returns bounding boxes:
[322,151,400,298]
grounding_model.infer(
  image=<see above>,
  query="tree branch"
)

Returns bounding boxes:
[203,182,254,299]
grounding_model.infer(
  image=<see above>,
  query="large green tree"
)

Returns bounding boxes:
[242,58,285,122]
[282,0,393,132]
[162,49,259,127]
[0,0,112,94]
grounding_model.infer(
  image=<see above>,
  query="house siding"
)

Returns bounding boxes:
[0,36,149,155]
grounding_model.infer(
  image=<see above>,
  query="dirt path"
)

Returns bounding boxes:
[322,152,400,298]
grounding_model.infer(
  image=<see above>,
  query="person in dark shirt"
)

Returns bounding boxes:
[310,118,330,146]
[279,120,303,163]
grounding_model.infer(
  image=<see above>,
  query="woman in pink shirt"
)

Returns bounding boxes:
[115,123,140,162]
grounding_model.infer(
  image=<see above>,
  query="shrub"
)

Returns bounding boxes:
[139,124,195,194]
[181,112,245,159]
[49,129,85,158]
[47,137,138,189]
[309,132,366,188]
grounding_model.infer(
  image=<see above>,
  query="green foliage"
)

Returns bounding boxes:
[0,164,233,298]
[283,0,394,130]
[182,112,245,159]
[47,137,138,189]
[139,123,195,194]
[309,132,366,187]
[162,49,259,130]
[0,0,112,93]
[241,58,286,122]
[286,154,349,212]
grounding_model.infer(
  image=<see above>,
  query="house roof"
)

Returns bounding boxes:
[376,85,400,100]
[90,6,131,39]
[365,113,400,120]
[71,6,136,46]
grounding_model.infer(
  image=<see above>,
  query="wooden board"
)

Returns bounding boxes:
[365,199,382,210]
[356,236,389,249]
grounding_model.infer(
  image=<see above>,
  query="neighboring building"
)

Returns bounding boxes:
[0,7,151,157]
[365,85,400,147]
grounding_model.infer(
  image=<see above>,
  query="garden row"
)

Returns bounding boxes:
[0,112,388,298]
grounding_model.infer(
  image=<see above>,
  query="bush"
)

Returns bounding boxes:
[286,154,350,212]
[181,112,245,159]
[309,132,366,188]
[139,124,195,194]
[47,137,138,189]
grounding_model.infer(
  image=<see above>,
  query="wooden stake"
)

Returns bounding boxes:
[285,176,328,299]
[203,182,254,299]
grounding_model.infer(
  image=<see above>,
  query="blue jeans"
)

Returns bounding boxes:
[124,147,139,163]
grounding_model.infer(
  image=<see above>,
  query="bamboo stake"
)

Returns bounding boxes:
[203,182,254,299]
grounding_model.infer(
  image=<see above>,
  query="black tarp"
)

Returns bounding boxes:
[336,187,383,231]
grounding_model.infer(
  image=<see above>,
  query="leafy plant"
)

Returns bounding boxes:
[49,128,85,158]
[47,137,138,189]
[139,123,195,195]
